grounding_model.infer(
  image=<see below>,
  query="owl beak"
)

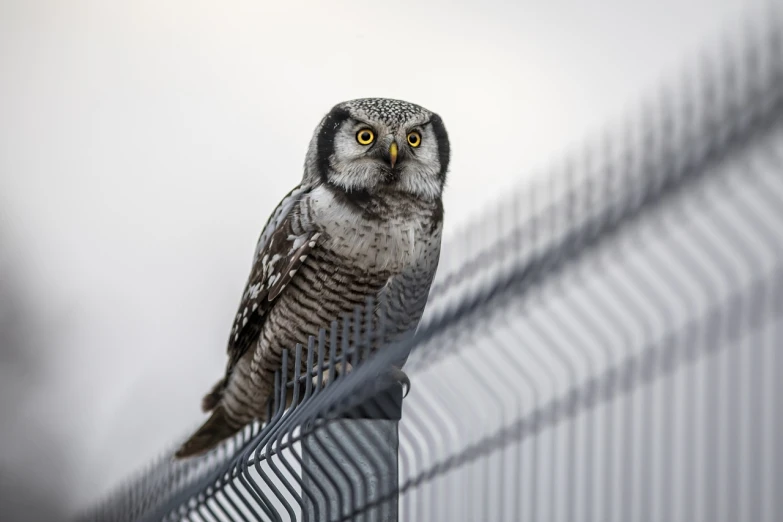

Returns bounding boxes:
[388,141,398,169]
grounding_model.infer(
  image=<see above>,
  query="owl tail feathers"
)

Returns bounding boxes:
[173,406,240,460]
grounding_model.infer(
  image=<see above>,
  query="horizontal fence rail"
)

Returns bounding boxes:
[79,9,783,522]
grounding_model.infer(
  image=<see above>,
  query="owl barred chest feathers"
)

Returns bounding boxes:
[245,191,443,416]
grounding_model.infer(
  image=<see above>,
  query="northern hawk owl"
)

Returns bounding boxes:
[175,98,450,458]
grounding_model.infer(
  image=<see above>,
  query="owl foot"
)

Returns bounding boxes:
[388,366,411,398]
[312,361,410,399]
[313,360,354,390]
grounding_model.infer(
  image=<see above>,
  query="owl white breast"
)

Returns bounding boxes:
[303,184,437,273]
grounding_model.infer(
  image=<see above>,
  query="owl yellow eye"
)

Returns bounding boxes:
[356,129,375,145]
[407,131,422,148]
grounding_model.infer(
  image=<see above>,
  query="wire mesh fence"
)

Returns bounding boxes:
[79,8,783,522]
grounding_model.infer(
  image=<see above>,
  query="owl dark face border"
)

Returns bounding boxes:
[428,114,450,181]
[315,107,352,186]
[314,104,451,200]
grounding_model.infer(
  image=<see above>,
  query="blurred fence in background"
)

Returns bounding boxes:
[78,9,783,522]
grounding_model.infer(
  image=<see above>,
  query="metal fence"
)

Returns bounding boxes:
[79,9,783,522]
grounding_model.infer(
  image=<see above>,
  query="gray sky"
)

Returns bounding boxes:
[0,0,760,516]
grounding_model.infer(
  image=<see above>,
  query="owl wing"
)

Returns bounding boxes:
[213,185,318,405]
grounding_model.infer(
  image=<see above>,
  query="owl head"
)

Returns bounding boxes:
[304,98,450,201]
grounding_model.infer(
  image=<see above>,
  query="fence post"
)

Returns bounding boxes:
[302,384,403,522]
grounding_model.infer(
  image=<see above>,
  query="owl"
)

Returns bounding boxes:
[175,98,450,459]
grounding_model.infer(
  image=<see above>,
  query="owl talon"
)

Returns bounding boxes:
[389,366,411,398]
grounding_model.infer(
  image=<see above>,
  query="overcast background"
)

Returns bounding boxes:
[0,0,763,518]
